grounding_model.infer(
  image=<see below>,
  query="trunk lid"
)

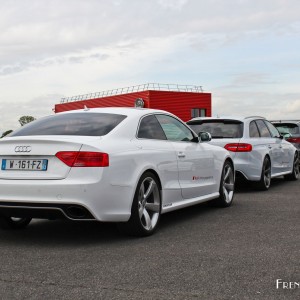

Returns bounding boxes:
[0,136,101,179]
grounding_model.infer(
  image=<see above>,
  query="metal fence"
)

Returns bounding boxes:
[60,83,203,103]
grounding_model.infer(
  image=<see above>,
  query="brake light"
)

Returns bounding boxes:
[224,143,252,152]
[55,151,109,167]
[287,137,300,144]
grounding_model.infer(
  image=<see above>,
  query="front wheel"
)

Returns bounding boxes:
[284,152,299,181]
[117,172,161,237]
[256,156,271,191]
[215,160,235,207]
[0,217,32,230]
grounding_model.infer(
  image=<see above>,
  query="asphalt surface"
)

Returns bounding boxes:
[0,178,299,300]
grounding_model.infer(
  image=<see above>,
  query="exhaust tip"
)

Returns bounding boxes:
[65,206,87,219]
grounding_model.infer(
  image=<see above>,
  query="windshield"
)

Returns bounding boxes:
[187,120,243,138]
[10,113,127,137]
[273,123,299,135]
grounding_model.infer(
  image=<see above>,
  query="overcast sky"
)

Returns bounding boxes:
[1,0,300,133]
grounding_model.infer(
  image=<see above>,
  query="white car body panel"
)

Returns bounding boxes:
[0,108,232,223]
[187,116,297,182]
[174,141,224,199]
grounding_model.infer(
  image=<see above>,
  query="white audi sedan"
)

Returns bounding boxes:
[187,116,299,191]
[0,108,234,236]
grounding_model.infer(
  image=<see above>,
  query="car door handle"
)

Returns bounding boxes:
[268,145,272,149]
[177,152,186,158]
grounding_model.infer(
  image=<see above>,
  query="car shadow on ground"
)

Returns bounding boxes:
[0,202,216,246]
[0,177,291,245]
[0,219,124,246]
[235,176,288,193]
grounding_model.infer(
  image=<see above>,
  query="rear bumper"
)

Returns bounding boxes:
[0,178,134,222]
[233,154,262,181]
[0,202,95,220]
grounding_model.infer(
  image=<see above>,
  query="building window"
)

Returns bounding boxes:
[191,108,206,118]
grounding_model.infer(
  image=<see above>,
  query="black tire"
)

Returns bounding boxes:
[215,160,235,207]
[0,216,32,230]
[284,152,299,181]
[256,156,271,191]
[117,172,161,237]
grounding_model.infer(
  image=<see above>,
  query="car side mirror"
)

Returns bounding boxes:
[280,133,291,140]
[199,131,212,142]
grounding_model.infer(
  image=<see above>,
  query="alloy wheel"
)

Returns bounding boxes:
[137,177,161,231]
[222,163,234,204]
[293,154,299,178]
[264,159,271,189]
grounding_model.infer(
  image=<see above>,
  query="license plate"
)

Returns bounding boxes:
[1,159,48,171]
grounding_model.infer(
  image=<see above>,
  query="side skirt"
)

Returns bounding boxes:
[161,192,220,214]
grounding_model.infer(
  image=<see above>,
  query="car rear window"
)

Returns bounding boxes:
[273,123,299,135]
[10,113,127,137]
[187,120,243,138]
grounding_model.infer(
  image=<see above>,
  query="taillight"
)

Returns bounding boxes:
[287,137,300,144]
[225,143,252,152]
[55,151,109,167]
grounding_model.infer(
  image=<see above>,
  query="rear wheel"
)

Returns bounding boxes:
[256,156,271,190]
[215,160,235,207]
[0,217,32,230]
[117,172,161,237]
[284,152,299,181]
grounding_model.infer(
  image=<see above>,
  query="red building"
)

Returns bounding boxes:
[55,83,211,122]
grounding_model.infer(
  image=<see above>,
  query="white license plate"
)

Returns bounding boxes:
[1,159,48,171]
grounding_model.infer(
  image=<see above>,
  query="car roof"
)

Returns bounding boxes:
[271,120,300,125]
[58,107,172,117]
[188,116,266,122]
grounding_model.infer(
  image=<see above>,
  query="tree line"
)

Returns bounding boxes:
[1,116,36,138]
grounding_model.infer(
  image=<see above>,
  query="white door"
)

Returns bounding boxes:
[155,114,216,200]
[256,120,284,174]
[172,141,216,199]
[265,120,294,172]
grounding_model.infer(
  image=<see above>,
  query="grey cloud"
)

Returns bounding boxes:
[212,89,300,120]
[0,0,299,130]
[0,0,299,69]
[157,0,188,10]
[0,52,110,76]
[68,53,109,64]
[230,73,276,87]
[68,56,85,64]
[89,53,108,59]
[0,64,28,75]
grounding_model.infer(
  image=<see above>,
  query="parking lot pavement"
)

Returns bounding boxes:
[0,178,299,300]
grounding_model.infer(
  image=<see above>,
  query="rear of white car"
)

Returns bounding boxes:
[0,111,133,222]
[0,107,235,236]
[186,118,253,178]
[187,116,299,190]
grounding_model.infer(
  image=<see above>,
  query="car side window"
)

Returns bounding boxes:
[156,114,195,142]
[249,121,260,138]
[137,115,167,140]
[264,121,280,138]
[255,120,271,138]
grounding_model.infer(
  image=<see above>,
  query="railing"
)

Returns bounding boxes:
[60,83,203,103]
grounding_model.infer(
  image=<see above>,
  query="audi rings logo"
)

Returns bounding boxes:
[14,146,32,153]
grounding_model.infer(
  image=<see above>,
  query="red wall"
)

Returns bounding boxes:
[55,90,211,121]
[148,90,211,121]
[55,91,150,113]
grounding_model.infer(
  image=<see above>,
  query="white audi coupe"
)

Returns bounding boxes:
[0,108,234,236]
